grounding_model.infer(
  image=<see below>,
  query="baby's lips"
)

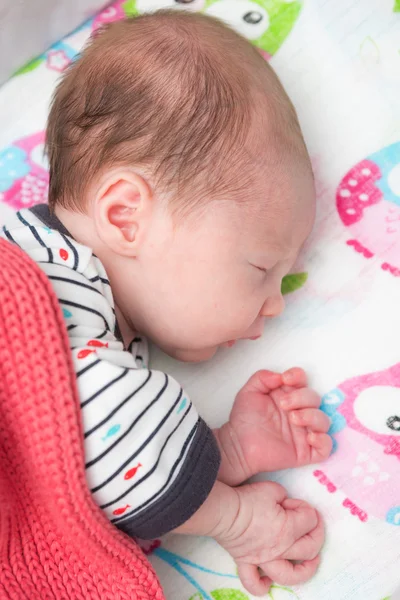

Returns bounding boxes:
[223,340,236,348]
[222,335,261,348]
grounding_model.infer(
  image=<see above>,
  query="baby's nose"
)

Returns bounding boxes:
[260,294,285,318]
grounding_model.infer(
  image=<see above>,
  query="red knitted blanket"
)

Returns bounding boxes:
[0,239,164,600]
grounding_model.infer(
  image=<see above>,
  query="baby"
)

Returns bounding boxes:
[1,10,332,597]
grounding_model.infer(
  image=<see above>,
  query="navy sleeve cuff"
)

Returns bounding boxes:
[115,418,221,539]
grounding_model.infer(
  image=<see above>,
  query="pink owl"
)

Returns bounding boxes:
[0,132,49,210]
[316,363,400,526]
[337,142,400,277]
[92,0,127,32]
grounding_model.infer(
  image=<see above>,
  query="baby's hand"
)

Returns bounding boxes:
[216,368,332,486]
[216,481,324,597]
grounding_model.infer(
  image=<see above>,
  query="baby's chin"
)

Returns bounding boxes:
[165,346,219,363]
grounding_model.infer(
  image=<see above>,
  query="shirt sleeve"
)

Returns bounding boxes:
[51,266,220,539]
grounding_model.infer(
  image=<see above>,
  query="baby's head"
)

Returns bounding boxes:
[46,10,315,362]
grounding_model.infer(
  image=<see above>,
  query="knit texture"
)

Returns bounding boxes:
[0,239,165,600]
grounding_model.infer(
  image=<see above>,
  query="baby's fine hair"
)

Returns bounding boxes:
[46,10,308,215]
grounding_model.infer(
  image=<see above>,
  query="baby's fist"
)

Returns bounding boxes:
[216,481,323,596]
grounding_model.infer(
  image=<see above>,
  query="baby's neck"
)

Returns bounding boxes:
[114,305,136,347]
[54,205,99,250]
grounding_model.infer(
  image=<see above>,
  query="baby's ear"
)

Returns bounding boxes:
[94,171,153,256]
[107,181,140,243]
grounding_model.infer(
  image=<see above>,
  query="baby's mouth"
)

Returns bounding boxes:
[222,335,261,348]
[221,340,236,348]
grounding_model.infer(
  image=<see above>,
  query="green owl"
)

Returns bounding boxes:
[123,0,302,56]
[204,0,302,56]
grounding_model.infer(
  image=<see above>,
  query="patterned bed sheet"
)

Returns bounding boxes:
[0,1,399,599]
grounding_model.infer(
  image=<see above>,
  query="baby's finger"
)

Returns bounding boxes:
[261,555,320,586]
[282,514,324,561]
[244,370,283,394]
[237,563,272,597]
[291,408,331,432]
[308,432,333,462]
[282,367,308,388]
[281,387,321,410]
[282,499,319,540]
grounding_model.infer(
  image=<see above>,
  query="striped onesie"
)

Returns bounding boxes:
[1,204,220,539]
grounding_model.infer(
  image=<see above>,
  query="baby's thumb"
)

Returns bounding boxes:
[242,370,282,394]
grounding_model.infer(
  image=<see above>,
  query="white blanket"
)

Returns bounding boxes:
[0,1,399,599]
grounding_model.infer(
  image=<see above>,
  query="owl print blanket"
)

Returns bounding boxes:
[0,1,399,599]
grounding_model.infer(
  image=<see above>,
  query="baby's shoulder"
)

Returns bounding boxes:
[3,208,92,273]
[1,207,114,304]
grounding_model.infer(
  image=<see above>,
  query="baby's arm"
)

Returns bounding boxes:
[69,323,323,596]
[57,270,220,540]
[72,336,220,539]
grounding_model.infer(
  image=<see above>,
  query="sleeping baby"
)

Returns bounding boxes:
[1,11,332,597]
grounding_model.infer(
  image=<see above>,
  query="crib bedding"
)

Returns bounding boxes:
[0,1,399,599]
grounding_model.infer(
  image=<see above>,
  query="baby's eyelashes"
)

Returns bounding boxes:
[250,263,268,273]
[249,258,279,273]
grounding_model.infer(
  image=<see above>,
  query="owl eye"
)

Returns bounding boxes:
[243,11,263,24]
[206,1,270,41]
[387,415,400,432]
[353,385,400,437]
[30,143,49,171]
